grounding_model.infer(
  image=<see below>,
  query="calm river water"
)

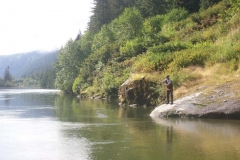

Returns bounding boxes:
[0,89,240,160]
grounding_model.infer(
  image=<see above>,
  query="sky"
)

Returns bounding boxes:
[0,0,94,55]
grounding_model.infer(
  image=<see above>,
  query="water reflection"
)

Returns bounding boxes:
[0,90,57,119]
[2,94,12,107]
[1,89,240,160]
[152,118,240,160]
[54,94,240,160]
[166,126,173,144]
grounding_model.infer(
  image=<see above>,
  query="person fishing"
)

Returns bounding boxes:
[162,75,173,104]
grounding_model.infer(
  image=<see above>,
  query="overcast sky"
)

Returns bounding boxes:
[0,0,94,55]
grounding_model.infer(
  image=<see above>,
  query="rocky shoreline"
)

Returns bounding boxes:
[150,92,240,120]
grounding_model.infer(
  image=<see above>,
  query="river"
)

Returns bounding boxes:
[0,89,239,160]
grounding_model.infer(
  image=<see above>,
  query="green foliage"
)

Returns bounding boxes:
[40,68,56,89]
[132,51,173,73]
[168,44,210,69]
[72,76,82,94]
[1,66,15,87]
[110,7,144,44]
[191,1,227,26]
[164,8,189,23]
[4,66,13,82]
[15,78,39,87]
[88,0,129,33]
[141,15,167,47]
[135,0,177,18]
[200,0,222,11]
[100,66,130,96]
[0,78,5,87]
[209,43,240,64]
[142,15,165,36]
[176,0,200,13]
[77,31,94,56]
[92,25,115,52]
[148,41,191,53]
[226,0,240,17]
[120,37,145,57]
[55,39,84,93]
[55,0,240,100]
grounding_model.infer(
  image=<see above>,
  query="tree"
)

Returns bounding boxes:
[4,66,13,82]
[88,0,131,34]
[176,0,200,13]
[0,78,4,87]
[135,0,175,18]
[111,7,144,44]
[40,68,56,89]
[55,37,90,93]
[55,40,78,93]
[200,0,221,11]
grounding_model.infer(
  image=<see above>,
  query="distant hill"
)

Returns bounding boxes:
[0,50,59,79]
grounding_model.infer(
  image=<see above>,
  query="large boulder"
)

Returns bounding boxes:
[150,92,240,120]
[118,76,160,106]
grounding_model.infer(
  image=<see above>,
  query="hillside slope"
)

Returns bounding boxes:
[54,0,239,108]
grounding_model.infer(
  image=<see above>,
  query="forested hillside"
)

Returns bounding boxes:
[0,51,58,88]
[54,0,240,103]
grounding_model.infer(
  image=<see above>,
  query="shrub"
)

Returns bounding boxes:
[209,44,239,64]
[164,8,189,23]
[148,41,191,53]
[72,76,82,94]
[132,51,174,73]
[92,25,114,52]
[120,37,145,57]
[110,7,144,44]
[168,44,213,70]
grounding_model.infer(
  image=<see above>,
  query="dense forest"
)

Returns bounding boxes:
[50,0,239,102]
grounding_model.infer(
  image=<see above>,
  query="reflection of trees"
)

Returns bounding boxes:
[54,96,120,123]
[54,95,76,122]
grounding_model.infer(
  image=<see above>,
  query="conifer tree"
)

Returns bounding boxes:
[4,66,13,82]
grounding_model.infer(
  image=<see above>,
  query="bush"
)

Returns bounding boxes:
[120,37,145,57]
[168,44,212,70]
[110,7,144,44]
[72,77,82,94]
[148,41,190,53]
[132,51,174,73]
[164,8,189,23]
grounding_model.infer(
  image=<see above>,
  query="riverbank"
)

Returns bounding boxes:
[150,66,240,120]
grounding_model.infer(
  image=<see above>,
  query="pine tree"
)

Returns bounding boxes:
[4,66,13,82]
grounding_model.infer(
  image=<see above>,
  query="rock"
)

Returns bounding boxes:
[150,92,240,120]
[150,93,201,118]
[118,77,160,106]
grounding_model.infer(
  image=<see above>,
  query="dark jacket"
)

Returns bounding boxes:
[165,79,173,91]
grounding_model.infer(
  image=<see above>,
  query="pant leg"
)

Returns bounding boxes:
[170,90,173,104]
[166,90,170,103]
